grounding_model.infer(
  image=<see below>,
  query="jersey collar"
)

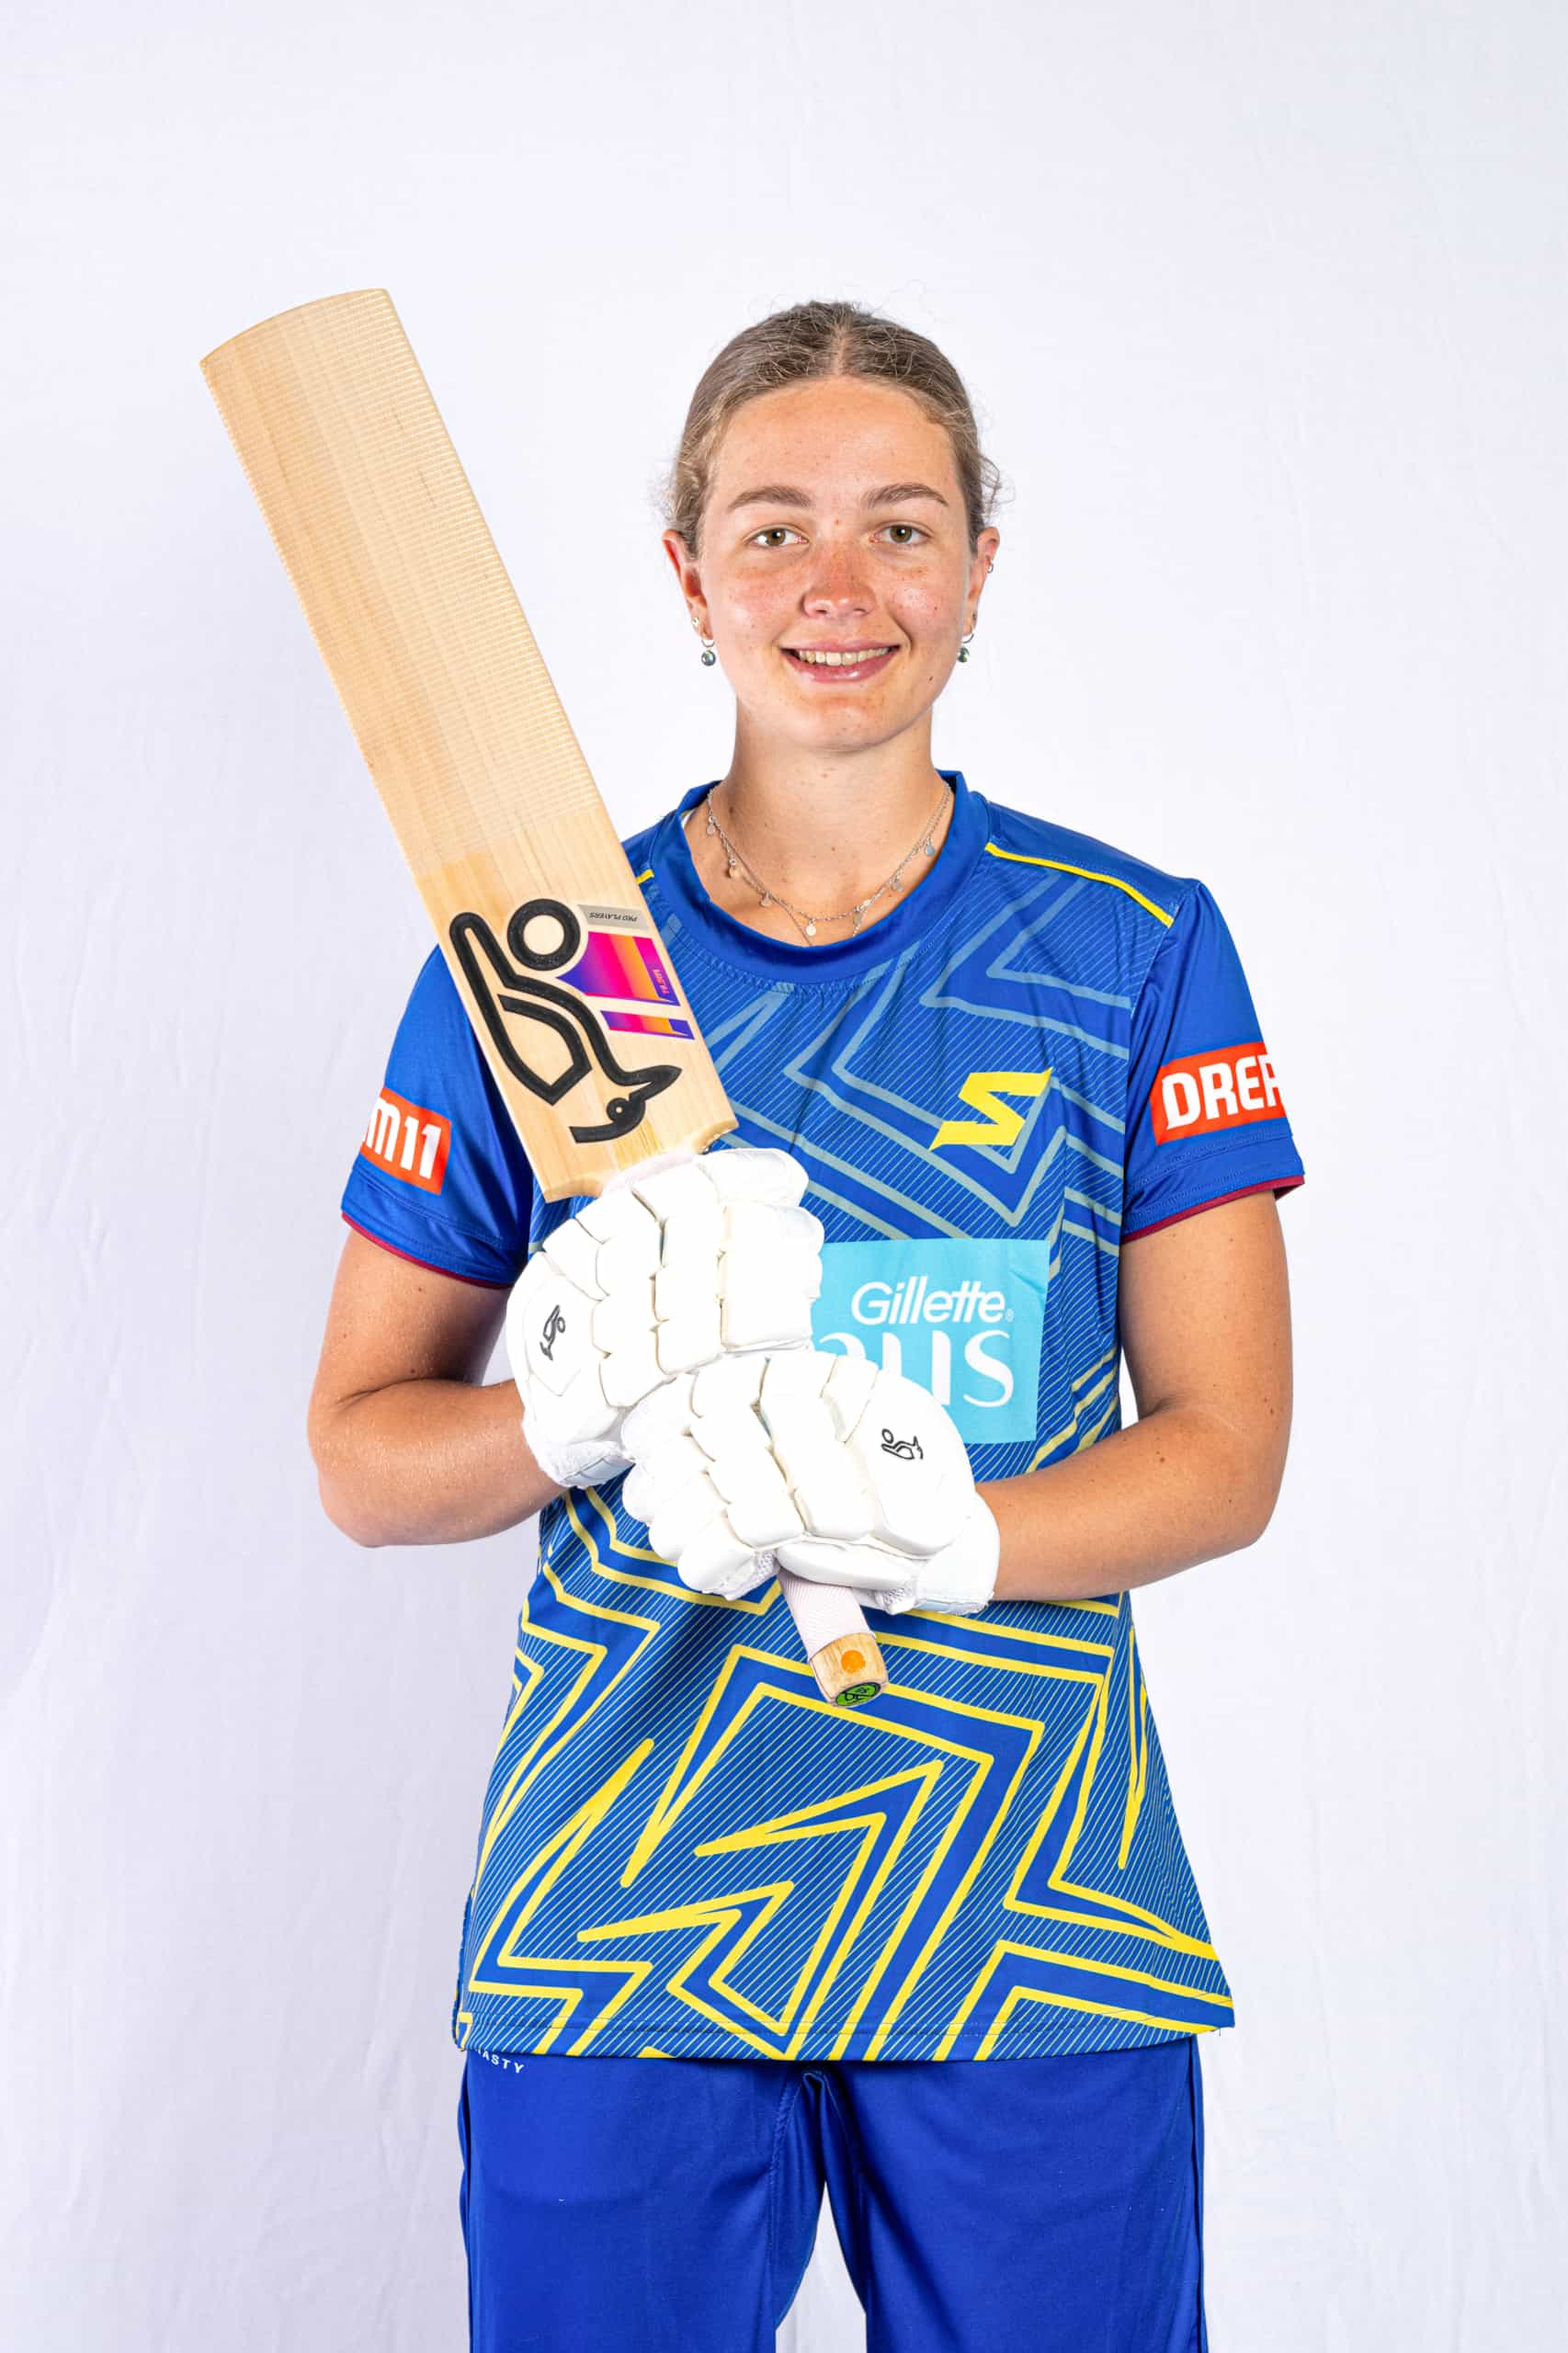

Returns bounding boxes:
[649,768,988,981]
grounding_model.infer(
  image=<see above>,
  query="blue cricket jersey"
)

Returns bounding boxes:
[341,770,1304,2063]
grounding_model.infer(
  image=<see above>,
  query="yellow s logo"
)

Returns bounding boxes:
[933,1069,1053,1150]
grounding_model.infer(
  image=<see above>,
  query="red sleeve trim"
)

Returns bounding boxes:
[1122,1174,1304,1243]
[340,1211,514,1290]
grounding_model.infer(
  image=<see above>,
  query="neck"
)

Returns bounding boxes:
[696,722,952,936]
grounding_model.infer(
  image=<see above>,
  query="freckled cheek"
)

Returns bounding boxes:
[889,589,962,646]
[719,579,793,651]
[720,611,786,658]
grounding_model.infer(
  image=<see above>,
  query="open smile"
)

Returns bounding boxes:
[782,643,899,684]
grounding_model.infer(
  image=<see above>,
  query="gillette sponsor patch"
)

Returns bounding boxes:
[812,1240,1052,1443]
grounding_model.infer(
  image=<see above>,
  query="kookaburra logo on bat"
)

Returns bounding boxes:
[449,899,680,1143]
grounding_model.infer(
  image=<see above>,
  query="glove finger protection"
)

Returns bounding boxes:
[767,1354,999,1617]
[508,1145,822,1491]
[622,1348,999,1618]
[622,1358,802,1599]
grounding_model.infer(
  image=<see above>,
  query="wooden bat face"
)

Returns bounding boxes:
[199,289,732,1198]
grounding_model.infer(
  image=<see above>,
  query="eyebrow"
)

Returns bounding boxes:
[722,480,950,516]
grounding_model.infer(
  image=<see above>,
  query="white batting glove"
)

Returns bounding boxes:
[506,1146,824,1490]
[621,1349,1000,1617]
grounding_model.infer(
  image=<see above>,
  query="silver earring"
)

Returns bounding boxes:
[699,634,717,666]
[958,625,976,664]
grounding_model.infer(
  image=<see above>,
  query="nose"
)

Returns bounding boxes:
[801,533,874,617]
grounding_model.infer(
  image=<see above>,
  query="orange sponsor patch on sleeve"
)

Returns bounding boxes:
[1150,1042,1285,1144]
[359,1086,452,1193]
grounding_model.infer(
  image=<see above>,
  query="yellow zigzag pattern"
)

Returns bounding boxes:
[454,1352,1231,2061]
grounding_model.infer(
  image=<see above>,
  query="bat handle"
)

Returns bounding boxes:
[778,1570,888,1707]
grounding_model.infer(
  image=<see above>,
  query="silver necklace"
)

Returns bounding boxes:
[704,782,950,942]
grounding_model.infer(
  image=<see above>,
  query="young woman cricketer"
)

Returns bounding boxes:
[312,300,1301,2351]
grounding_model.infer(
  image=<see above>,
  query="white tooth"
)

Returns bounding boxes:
[794,647,890,665]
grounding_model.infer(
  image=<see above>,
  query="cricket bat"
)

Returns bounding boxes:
[201,289,887,1710]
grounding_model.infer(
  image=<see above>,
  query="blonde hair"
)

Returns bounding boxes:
[660,299,1002,559]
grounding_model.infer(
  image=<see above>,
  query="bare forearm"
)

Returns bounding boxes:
[983,1404,1280,1605]
[316,1376,562,1548]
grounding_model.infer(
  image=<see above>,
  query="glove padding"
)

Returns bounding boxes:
[507,1146,823,1490]
[621,1347,999,1617]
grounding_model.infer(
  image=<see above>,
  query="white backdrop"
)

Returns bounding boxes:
[5,4,1563,2347]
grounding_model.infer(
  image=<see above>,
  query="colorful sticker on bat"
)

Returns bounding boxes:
[562,928,679,1006]
[601,1009,695,1039]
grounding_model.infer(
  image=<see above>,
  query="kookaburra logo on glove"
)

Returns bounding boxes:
[620,1349,1000,1619]
[539,1304,565,1362]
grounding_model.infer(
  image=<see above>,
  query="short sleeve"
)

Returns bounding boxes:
[339,948,535,1287]
[1122,880,1305,1241]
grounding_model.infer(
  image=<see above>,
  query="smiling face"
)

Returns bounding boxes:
[665,377,998,765]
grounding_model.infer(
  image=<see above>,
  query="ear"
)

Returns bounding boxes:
[662,529,699,597]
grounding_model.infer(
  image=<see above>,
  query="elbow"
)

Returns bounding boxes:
[1191,1430,1280,1562]
[1199,1412,1288,1556]
[1233,1457,1287,1552]
[308,1404,385,1549]
[312,1459,386,1548]
[1233,1499,1276,1554]
[317,1473,386,1548]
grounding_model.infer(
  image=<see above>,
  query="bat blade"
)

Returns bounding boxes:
[202,290,886,1709]
[200,288,732,1200]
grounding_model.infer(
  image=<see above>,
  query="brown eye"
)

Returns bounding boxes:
[751,527,802,549]
[881,523,927,546]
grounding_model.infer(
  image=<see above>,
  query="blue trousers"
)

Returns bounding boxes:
[457,2034,1208,2350]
